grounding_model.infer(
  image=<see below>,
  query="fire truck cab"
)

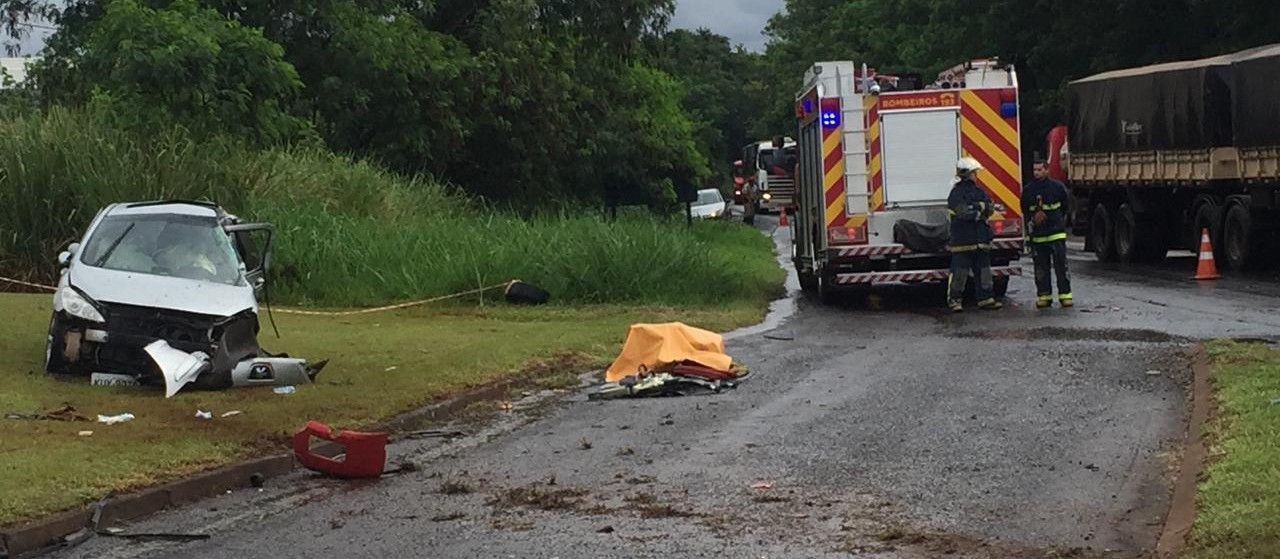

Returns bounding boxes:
[743,138,798,213]
[792,59,1026,302]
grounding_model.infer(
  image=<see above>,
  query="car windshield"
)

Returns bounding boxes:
[79,213,243,285]
[696,190,723,205]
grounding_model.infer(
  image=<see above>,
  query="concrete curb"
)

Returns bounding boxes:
[1155,343,1212,558]
[0,377,526,558]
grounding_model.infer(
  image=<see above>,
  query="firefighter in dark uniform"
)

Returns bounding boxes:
[1021,159,1073,308]
[947,157,1003,312]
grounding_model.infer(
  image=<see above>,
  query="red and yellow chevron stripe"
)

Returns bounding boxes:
[960,89,1022,217]
[865,96,884,212]
[820,98,849,231]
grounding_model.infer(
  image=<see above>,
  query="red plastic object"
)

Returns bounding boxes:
[672,363,736,381]
[293,420,388,479]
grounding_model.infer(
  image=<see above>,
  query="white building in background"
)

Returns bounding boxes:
[0,56,38,88]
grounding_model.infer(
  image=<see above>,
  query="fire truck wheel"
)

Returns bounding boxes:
[799,270,819,293]
[993,276,1009,298]
[817,272,838,305]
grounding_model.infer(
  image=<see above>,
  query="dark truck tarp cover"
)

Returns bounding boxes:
[1067,43,1280,153]
[1229,45,1280,148]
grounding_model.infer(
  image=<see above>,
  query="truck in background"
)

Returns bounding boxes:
[1053,43,1280,271]
[791,59,1025,302]
[742,138,798,213]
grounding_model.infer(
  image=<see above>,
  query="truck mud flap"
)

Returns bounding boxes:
[835,265,1021,285]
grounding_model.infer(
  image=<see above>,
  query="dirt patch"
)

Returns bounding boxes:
[489,486,591,512]
[623,492,700,519]
[438,480,474,495]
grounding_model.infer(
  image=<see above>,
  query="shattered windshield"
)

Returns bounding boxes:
[79,214,243,285]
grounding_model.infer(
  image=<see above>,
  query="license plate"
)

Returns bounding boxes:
[91,373,141,387]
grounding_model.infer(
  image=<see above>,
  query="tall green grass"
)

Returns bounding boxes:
[0,108,783,307]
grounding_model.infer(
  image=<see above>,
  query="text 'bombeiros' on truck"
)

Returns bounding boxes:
[791,59,1026,303]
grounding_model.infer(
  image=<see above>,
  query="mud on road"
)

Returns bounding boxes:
[53,220,1280,559]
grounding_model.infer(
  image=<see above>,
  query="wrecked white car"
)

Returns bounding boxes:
[45,201,324,397]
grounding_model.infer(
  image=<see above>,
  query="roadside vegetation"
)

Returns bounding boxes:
[0,109,782,308]
[1189,341,1280,559]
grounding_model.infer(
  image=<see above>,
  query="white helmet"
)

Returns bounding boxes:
[956,157,983,176]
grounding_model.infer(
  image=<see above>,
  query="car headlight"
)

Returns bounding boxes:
[54,286,106,322]
[762,192,773,200]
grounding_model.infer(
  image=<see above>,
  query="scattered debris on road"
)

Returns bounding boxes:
[1145,370,1163,376]
[78,430,93,437]
[221,410,243,418]
[195,410,213,420]
[273,386,296,395]
[750,481,776,490]
[293,420,387,479]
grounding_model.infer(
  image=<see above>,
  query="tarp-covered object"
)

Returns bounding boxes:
[1230,45,1280,148]
[1067,43,1280,153]
[1067,52,1240,153]
[605,323,732,382]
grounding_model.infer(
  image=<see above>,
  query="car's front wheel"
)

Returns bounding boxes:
[45,313,83,376]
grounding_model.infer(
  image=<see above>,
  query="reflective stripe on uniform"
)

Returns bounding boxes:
[1059,293,1074,301]
[949,243,991,253]
[1031,232,1068,243]
[1037,294,1052,302]
[1039,202,1062,211]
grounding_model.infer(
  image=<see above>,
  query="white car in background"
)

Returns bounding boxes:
[690,188,728,220]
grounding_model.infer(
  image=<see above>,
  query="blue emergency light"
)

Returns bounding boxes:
[821,110,840,128]
[803,99,814,114]
[1000,102,1017,118]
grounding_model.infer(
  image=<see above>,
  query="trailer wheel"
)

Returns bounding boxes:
[1223,204,1256,272]
[1114,203,1141,263]
[1193,202,1222,260]
[1090,204,1117,262]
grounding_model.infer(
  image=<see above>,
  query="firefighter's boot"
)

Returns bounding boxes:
[1036,295,1052,309]
[949,300,964,313]
[978,298,1004,310]
[1059,293,1074,308]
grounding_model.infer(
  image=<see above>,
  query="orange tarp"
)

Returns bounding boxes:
[604,323,733,382]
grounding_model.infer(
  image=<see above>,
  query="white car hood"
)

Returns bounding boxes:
[70,264,257,317]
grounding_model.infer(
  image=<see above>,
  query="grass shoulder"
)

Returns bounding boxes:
[1186,340,1280,559]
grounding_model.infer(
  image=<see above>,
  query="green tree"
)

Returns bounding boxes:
[33,0,311,145]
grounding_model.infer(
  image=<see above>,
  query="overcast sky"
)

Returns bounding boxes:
[673,0,785,51]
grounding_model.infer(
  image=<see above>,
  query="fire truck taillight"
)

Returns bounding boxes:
[991,217,1023,237]
[828,225,868,245]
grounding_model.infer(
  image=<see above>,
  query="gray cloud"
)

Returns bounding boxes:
[672,0,784,51]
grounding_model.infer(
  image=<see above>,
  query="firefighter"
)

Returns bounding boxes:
[1021,159,1073,308]
[947,157,1003,312]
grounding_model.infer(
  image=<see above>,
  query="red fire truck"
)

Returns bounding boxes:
[791,59,1026,302]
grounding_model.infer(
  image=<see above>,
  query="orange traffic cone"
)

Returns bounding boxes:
[779,206,789,227]
[1194,228,1221,280]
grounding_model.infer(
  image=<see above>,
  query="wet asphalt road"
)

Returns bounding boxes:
[55,214,1280,559]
